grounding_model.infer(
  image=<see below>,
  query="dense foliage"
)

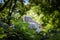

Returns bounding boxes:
[0,0,60,40]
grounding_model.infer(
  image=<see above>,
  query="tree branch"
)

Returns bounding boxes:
[7,0,17,26]
[0,0,10,11]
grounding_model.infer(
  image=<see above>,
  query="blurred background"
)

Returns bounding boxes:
[0,0,60,40]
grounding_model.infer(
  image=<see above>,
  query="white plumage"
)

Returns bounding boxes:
[23,15,42,33]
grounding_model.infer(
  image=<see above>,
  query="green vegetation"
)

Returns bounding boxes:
[0,0,60,40]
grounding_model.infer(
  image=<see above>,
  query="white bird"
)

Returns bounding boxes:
[23,15,42,33]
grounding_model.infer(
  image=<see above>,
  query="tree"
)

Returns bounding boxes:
[0,0,29,26]
[0,0,60,40]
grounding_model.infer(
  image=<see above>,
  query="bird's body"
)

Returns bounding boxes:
[23,15,43,33]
